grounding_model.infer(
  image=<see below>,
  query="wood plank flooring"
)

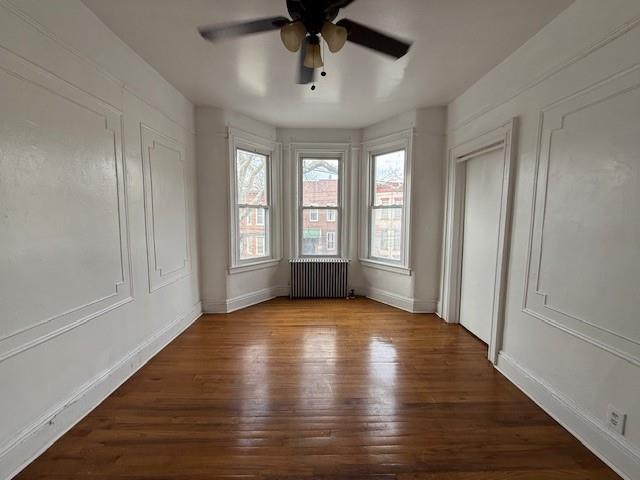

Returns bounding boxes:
[16,298,620,479]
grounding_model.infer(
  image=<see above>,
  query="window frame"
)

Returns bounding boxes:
[360,130,413,275]
[369,148,406,264]
[292,144,349,259]
[228,128,282,273]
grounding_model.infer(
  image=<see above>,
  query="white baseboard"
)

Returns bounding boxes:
[1,302,202,480]
[362,286,436,314]
[202,286,289,314]
[496,352,640,480]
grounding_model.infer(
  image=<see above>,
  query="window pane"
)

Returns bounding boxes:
[374,150,404,206]
[239,207,267,260]
[302,210,338,255]
[302,158,339,206]
[371,208,402,261]
[237,149,267,205]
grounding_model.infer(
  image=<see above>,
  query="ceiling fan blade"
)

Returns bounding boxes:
[199,16,290,42]
[336,18,411,59]
[297,38,315,84]
[329,0,357,9]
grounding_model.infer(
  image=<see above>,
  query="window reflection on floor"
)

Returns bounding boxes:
[238,341,269,446]
[299,327,336,411]
[368,338,398,435]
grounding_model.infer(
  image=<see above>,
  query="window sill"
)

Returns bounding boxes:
[228,258,281,275]
[359,258,412,276]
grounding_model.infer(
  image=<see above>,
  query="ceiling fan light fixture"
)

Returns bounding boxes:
[321,21,348,53]
[280,21,306,52]
[303,39,323,69]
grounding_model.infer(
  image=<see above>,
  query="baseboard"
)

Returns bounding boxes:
[362,286,436,314]
[496,352,640,480]
[203,286,289,314]
[201,299,227,313]
[1,302,203,480]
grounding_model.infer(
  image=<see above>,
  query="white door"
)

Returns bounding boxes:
[459,149,504,343]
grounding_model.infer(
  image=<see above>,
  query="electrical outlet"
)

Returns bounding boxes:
[606,405,627,435]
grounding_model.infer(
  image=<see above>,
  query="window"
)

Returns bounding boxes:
[300,157,340,256]
[235,148,270,262]
[327,231,336,251]
[369,149,406,263]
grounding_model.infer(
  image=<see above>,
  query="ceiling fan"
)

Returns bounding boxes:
[198,0,412,89]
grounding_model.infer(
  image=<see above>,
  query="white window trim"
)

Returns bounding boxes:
[290,143,350,259]
[308,209,319,222]
[228,127,282,274]
[360,129,413,275]
[327,210,337,222]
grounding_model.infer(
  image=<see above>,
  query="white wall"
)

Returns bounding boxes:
[0,1,200,477]
[361,108,446,312]
[444,1,640,478]
[196,107,286,313]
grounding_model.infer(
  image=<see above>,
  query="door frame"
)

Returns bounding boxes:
[441,118,517,363]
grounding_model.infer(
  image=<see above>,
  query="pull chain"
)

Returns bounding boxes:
[321,38,327,77]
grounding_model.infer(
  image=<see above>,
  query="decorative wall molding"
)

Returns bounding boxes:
[0,43,133,363]
[140,123,192,293]
[0,302,202,480]
[523,65,640,366]
[497,353,640,480]
[0,0,195,134]
[449,13,640,133]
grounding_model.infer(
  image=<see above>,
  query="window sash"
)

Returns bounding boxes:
[368,148,407,265]
[238,207,270,261]
[298,155,343,257]
[372,149,406,208]
[234,147,272,264]
[301,158,340,208]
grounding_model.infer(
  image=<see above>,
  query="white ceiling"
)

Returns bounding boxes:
[82,0,573,128]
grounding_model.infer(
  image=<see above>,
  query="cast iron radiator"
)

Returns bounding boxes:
[289,258,349,298]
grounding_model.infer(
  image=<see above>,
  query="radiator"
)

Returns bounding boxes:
[290,258,349,299]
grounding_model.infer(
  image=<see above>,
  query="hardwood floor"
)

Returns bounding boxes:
[16,298,620,479]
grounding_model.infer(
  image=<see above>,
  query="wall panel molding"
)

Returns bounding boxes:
[140,123,192,292]
[449,13,640,133]
[0,44,133,363]
[523,64,640,366]
[0,0,194,133]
